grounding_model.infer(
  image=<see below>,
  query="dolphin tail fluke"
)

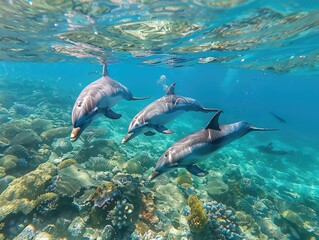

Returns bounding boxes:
[202,107,220,112]
[131,96,150,101]
[149,171,161,181]
[250,126,278,131]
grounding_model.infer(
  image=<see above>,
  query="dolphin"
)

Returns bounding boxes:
[256,142,293,155]
[149,110,277,180]
[270,112,287,124]
[71,64,149,142]
[122,83,219,144]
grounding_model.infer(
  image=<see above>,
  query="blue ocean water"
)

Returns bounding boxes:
[0,1,319,239]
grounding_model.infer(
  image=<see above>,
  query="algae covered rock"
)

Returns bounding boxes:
[30,118,54,134]
[41,127,71,143]
[187,195,208,233]
[4,144,29,159]
[206,176,229,201]
[0,162,57,221]
[57,158,77,170]
[0,166,6,179]
[0,155,19,171]
[282,210,304,229]
[154,183,185,210]
[53,164,97,197]
[176,171,192,187]
[11,129,42,148]
[124,159,143,174]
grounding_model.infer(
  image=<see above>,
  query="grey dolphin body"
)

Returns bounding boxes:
[122,83,219,144]
[71,64,148,142]
[149,110,277,180]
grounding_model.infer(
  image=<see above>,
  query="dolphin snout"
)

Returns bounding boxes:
[70,127,81,142]
[148,171,160,181]
[122,132,134,144]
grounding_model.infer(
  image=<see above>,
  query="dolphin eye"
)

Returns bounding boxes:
[77,101,82,107]
[165,154,168,157]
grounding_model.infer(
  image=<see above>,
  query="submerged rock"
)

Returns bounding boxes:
[30,118,54,135]
[13,224,35,240]
[124,159,143,174]
[41,127,71,143]
[0,155,19,171]
[4,144,29,159]
[53,164,97,197]
[68,216,89,237]
[154,183,185,210]
[11,129,42,148]
[52,138,73,155]
[0,175,15,193]
[206,176,229,201]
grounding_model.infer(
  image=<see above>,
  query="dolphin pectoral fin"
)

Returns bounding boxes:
[155,125,174,134]
[104,109,122,119]
[131,96,150,100]
[202,107,220,112]
[144,131,156,136]
[186,164,208,177]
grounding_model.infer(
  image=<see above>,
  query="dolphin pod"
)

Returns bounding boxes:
[149,110,277,180]
[70,64,149,142]
[122,83,219,144]
[71,64,276,181]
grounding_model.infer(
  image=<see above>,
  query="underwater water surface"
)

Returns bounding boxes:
[0,0,319,239]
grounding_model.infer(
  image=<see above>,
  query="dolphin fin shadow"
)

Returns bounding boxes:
[186,164,208,177]
[144,131,156,136]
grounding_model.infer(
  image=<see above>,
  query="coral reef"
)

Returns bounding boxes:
[187,195,208,233]
[204,201,242,239]
[40,127,71,143]
[124,159,143,174]
[84,154,109,172]
[0,162,57,221]
[108,199,134,229]
[11,103,33,116]
[11,129,42,149]
[176,171,192,187]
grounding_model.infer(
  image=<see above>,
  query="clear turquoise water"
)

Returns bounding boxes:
[0,1,319,239]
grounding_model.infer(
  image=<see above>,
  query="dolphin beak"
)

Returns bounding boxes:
[122,132,134,144]
[70,127,81,142]
[148,171,160,181]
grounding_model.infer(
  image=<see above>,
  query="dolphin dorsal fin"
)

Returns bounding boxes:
[166,83,176,95]
[205,110,223,130]
[102,63,108,77]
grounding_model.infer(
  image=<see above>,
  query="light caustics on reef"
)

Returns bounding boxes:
[1,0,319,73]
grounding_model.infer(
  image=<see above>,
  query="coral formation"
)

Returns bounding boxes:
[84,154,109,172]
[124,159,143,174]
[187,195,208,233]
[204,201,242,239]
[108,199,134,229]
[11,103,33,116]
[0,162,57,221]
[176,171,192,187]
[40,127,71,143]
